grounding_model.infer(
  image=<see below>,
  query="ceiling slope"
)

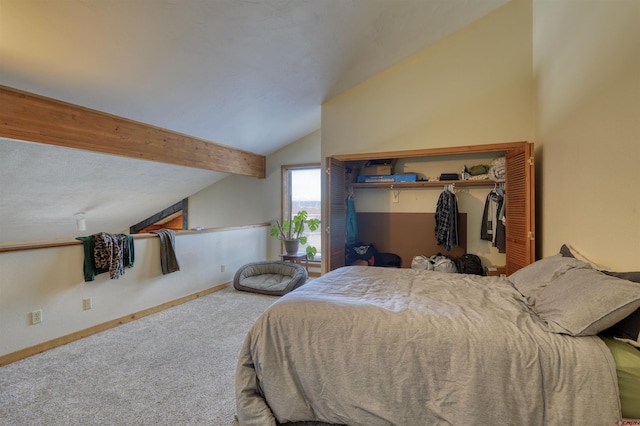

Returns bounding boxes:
[0,0,510,244]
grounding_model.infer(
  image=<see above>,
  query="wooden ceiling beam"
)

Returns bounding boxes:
[0,85,265,178]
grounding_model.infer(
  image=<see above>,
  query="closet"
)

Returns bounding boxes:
[325,141,535,274]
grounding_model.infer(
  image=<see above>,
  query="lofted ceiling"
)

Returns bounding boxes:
[0,0,510,244]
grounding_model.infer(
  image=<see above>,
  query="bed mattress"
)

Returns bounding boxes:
[236,266,621,425]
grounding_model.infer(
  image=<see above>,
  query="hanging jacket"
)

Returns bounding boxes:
[481,191,506,253]
[435,189,459,252]
[346,194,358,245]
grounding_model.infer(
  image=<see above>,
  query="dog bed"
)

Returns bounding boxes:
[233,261,308,296]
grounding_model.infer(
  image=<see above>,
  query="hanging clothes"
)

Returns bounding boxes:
[76,233,135,281]
[481,188,506,253]
[435,187,459,252]
[94,232,134,279]
[346,193,358,244]
[76,235,108,282]
[150,229,180,274]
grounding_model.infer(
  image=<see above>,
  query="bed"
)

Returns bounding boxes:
[236,253,640,425]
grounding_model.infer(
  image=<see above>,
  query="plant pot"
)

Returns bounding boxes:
[283,239,300,255]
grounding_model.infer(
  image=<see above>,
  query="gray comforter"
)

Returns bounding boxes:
[236,266,621,425]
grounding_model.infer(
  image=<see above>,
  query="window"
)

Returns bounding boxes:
[130,199,187,234]
[282,164,322,260]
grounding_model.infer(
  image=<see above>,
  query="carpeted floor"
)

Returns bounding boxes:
[0,285,279,426]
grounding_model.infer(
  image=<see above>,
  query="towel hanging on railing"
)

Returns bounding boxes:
[150,229,180,275]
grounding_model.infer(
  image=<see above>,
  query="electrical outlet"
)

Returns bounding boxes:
[221,264,226,272]
[83,298,93,310]
[31,309,42,325]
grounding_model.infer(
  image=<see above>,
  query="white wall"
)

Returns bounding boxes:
[321,0,533,267]
[0,226,267,357]
[533,0,640,270]
[189,130,321,260]
[2,128,321,359]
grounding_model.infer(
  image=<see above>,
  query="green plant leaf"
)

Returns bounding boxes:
[306,246,317,260]
[270,210,320,244]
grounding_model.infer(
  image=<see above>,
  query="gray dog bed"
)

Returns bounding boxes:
[233,261,308,296]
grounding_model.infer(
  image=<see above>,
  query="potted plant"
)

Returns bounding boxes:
[270,210,321,258]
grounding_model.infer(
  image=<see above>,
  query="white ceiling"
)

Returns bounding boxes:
[0,0,510,244]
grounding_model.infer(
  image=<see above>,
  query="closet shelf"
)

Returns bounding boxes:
[351,179,499,190]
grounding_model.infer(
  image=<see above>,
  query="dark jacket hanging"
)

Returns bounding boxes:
[481,190,506,253]
[435,188,459,252]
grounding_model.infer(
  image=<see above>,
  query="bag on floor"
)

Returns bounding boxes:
[411,255,434,271]
[456,253,485,275]
[432,255,458,273]
[346,242,377,266]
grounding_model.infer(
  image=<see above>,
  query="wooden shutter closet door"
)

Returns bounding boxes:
[505,143,535,274]
[326,157,346,272]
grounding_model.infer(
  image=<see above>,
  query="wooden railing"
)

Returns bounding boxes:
[0,223,270,253]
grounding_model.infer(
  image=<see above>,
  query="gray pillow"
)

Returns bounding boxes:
[559,245,640,344]
[601,271,640,347]
[531,267,640,336]
[509,254,591,299]
[558,243,608,269]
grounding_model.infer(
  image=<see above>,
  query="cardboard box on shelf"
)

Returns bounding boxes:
[362,159,397,176]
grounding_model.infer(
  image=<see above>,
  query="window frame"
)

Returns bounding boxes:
[280,163,322,261]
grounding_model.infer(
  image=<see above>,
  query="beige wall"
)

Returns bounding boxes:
[321,0,639,271]
[322,0,533,158]
[533,0,640,270]
[321,0,533,267]
[189,129,321,260]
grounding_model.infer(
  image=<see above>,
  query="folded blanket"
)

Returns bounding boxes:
[489,157,506,182]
